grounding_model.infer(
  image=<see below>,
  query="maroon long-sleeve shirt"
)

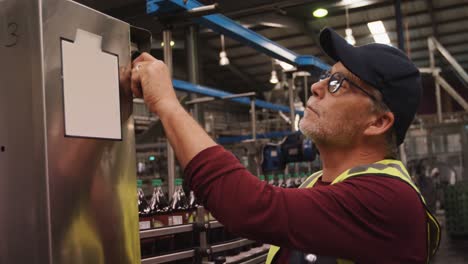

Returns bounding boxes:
[184,146,427,263]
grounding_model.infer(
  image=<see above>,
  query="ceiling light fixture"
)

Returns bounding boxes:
[367,20,391,45]
[270,70,279,84]
[344,7,356,45]
[160,40,175,47]
[270,59,279,84]
[338,0,374,8]
[313,8,328,18]
[345,28,355,45]
[219,34,230,66]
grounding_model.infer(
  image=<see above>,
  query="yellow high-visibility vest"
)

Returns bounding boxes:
[266,159,441,264]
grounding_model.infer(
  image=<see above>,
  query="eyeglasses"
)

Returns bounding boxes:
[319,71,377,101]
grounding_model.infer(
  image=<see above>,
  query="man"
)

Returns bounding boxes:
[128,28,440,263]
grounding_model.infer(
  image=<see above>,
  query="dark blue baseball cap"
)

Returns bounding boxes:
[318,27,421,146]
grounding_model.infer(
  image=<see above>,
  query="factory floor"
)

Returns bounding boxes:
[432,212,468,264]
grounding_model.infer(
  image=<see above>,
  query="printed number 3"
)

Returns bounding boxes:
[5,23,18,47]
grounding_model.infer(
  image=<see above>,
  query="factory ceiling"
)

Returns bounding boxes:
[76,0,467,110]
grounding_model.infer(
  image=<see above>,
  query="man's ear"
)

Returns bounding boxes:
[364,111,395,136]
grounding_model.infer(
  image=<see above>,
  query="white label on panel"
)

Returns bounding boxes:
[61,29,122,140]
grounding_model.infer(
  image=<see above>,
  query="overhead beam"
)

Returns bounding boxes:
[147,0,329,70]
[211,15,323,63]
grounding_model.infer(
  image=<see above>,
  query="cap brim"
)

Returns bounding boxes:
[319,28,354,63]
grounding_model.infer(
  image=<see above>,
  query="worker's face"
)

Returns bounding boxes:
[299,62,376,147]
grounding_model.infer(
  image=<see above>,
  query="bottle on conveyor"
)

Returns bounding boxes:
[169,178,194,251]
[285,173,295,188]
[168,178,189,225]
[148,179,173,255]
[138,179,151,230]
[259,174,266,182]
[188,190,199,223]
[294,173,302,187]
[187,190,202,249]
[138,179,154,258]
[149,179,169,228]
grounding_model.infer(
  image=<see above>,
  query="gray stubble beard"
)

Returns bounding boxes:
[299,117,361,148]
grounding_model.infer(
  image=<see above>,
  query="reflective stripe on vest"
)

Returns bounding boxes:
[266,159,441,264]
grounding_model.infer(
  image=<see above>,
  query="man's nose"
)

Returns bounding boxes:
[311,79,327,99]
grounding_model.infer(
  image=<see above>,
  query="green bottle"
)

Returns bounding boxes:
[267,174,276,186]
